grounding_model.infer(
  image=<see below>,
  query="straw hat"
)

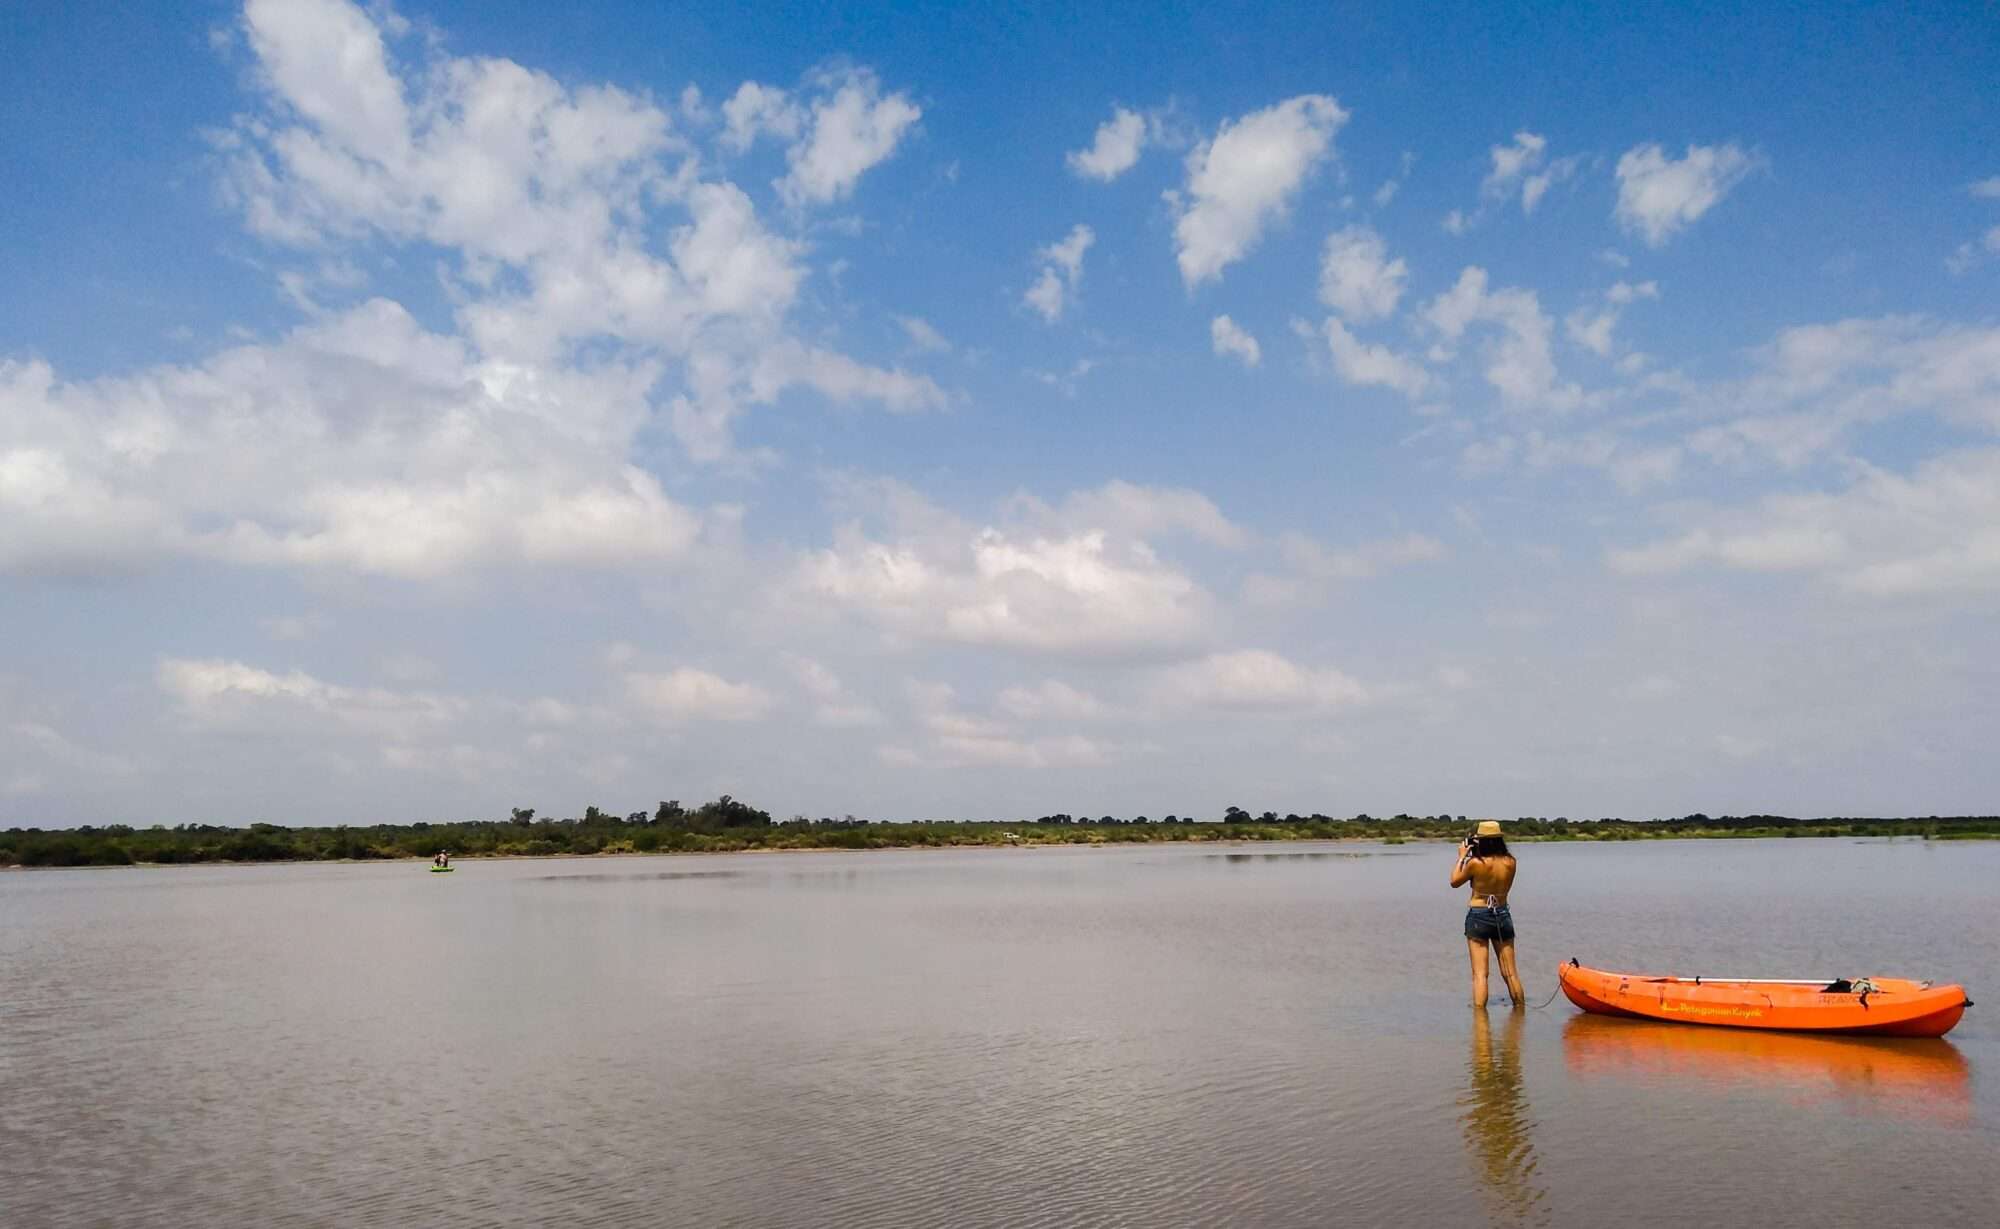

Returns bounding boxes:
[1474,820,1503,837]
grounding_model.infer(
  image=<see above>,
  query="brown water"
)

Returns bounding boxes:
[2,839,1994,1227]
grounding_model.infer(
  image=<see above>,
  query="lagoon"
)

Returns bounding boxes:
[3,839,1994,1227]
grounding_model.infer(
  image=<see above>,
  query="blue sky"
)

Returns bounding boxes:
[4,0,1998,825]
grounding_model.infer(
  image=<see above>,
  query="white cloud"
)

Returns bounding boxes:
[896,315,951,353]
[1614,142,1756,246]
[1946,226,2000,275]
[775,68,921,208]
[1169,95,1348,286]
[720,81,803,152]
[1318,225,1408,322]
[1679,316,2000,471]
[1210,315,1262,367]
[1610,448,2000,597]
[800,482,1217,656]
[1320,319,1432,399]
[0,305,701,578]
[1521,157,1581,213]
[1373,151,1416,208]
[996,680,1106,721]
[625,667,773,722]
[807,527,1207,656]
[1480,131,1547,202]
[1028,479,1250,549]
[1023,224,1095,323]
[217,0,932,467]
[1067,106,1148,181]
[1422,267,1579,410]
[1968,177,2000,199]
[1448,132,1579,228]
[1565,280,1659,357]
[1148,649,1367,712]
[158,657,465,736]
[784,655,881,727]
[1243,531,1446,604]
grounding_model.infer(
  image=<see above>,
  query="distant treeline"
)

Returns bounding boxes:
[5,799,1999,868]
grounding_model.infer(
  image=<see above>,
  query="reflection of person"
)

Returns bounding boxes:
[1462,1008,1544,1223]
[1451,820,1524,1008]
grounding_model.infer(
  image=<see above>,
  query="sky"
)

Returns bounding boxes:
[3,0,1998,826]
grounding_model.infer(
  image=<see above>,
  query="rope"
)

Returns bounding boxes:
[1521,983,1564,1010]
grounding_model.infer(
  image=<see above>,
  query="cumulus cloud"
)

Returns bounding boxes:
[995,679,1107,721]
[1067,106,1148,181]
[1318,225,1408,322]
[774,67,922,208]
[899,679,1111,768]
[214,0,935,466]
[625,667,773,722]
[806,528,1207,656]
[896,315,951,353]
[1610,448,2000,597]
[1210,315,1262,367]
[800,482,1218,656]
[1023,224,1096,323]
[1026,479,1250,548]
[157,657,467,737]
[1148,649,1367,712]
[1422,267,1579,410]
[784,655,881,727]
[1169,95,1348,286]
[1319,319,1432,399]
[0,304,700,578]
[720,67,922,205]
[1373,151,1416,208]
[1480,131,1547,201]
[720,81,803,152]
[1445,132,1580,231]
[1614,142,1756,246]
[1565,280,1659,358]
[1946,226,2000,275]
[1683,316,2000,469]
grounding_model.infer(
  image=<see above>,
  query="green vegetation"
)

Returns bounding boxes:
[3,803,1998,868]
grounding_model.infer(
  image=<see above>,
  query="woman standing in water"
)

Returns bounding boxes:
[1452,820,1524,1008]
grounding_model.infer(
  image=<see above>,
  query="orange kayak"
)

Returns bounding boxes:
[1558,961,1969,1037]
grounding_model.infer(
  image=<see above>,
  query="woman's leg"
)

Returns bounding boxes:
[1495,938,1525,1006]
[1466,936,1491,1008]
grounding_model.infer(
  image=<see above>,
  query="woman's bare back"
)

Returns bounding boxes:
[1465,855,1516,907]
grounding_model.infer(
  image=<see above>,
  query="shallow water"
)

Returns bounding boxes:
[2,839,1994,1227]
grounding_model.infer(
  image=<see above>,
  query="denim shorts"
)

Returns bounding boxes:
[1464,904,1515,942]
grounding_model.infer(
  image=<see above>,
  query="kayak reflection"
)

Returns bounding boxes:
[1562,1013,1972,1125]
[1461,1010,1547,1225]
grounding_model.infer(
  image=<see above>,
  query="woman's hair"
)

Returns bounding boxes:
[1471,835,1510,858]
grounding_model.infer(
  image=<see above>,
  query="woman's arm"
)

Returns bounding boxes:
[1449,841,1475,887]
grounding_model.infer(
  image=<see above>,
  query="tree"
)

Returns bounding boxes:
[510,807,535,826]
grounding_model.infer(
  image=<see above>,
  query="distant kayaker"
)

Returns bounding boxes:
[1452,820,1524,1009]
